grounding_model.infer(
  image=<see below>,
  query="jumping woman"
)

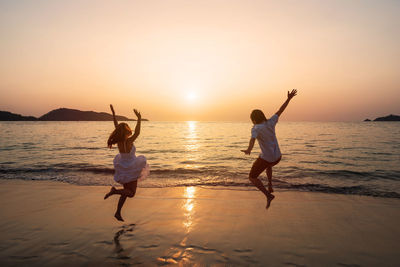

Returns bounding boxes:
[242,89,297,209]
[104,104,149,221]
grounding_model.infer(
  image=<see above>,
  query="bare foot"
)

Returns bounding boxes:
[268,184,274,193]
[114,212,124,222]
[104,186,116,199]
[266,194,275,209]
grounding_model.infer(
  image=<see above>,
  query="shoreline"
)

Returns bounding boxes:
[1,179,399,266]
[2,177,399,200]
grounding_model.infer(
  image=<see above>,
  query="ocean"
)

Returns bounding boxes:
[0,121,399,198]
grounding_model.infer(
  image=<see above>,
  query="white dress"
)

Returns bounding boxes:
[113,144,150,184]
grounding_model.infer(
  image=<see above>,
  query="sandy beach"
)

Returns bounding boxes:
[0,179,399,266]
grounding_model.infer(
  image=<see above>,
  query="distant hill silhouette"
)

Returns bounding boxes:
[39,108,136,121]
[39,108,150,121]
[364,114,400,122]
[1,108,148,121]
[373,114,400,121]
[0,111,37,121]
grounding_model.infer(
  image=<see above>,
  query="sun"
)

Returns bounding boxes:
[185,91,198,102]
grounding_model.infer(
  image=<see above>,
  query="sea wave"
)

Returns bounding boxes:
[1,164,399,180]
[1,164,399,198]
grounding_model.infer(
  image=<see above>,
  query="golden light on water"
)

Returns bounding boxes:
[182,186,196,232]
[184,121,200,169]
[184,186,196,199]
[187,121,197,134]
[185,121,199,151]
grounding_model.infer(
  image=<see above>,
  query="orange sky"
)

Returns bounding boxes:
[1,0,399,121]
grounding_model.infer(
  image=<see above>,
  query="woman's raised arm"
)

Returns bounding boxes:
[275,89,297,117]
[110,104,118,128]
[127,109,142,144]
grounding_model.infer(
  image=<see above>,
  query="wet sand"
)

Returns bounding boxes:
[0,179,399,266]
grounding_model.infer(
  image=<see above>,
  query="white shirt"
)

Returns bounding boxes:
[251,114,281,162]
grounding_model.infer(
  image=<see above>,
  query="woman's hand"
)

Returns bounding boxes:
[134,109,141,120]
[241,149,251,155]
[287,89,297,100]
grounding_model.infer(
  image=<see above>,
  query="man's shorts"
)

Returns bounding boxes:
[249,156,281,179]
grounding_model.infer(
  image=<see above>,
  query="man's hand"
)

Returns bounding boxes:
[288,89,297,100]
[241,149,251,155]
[134,109,141,120]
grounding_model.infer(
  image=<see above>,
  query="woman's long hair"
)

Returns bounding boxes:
[107,123,132,148]
[250,109,267,124]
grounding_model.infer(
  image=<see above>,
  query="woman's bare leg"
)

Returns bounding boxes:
[104,186,130,199]
[115,181,137,221]
[266,166,273,192]
[115,195,128,221]
[249,176,274,209]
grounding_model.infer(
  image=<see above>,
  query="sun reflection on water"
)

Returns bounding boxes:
[187,121,196,132]
[182,186,196,233]
[185,121,199,151]
[184,121,200,169]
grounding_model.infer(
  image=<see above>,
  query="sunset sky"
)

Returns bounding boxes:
[1,0,399,121]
